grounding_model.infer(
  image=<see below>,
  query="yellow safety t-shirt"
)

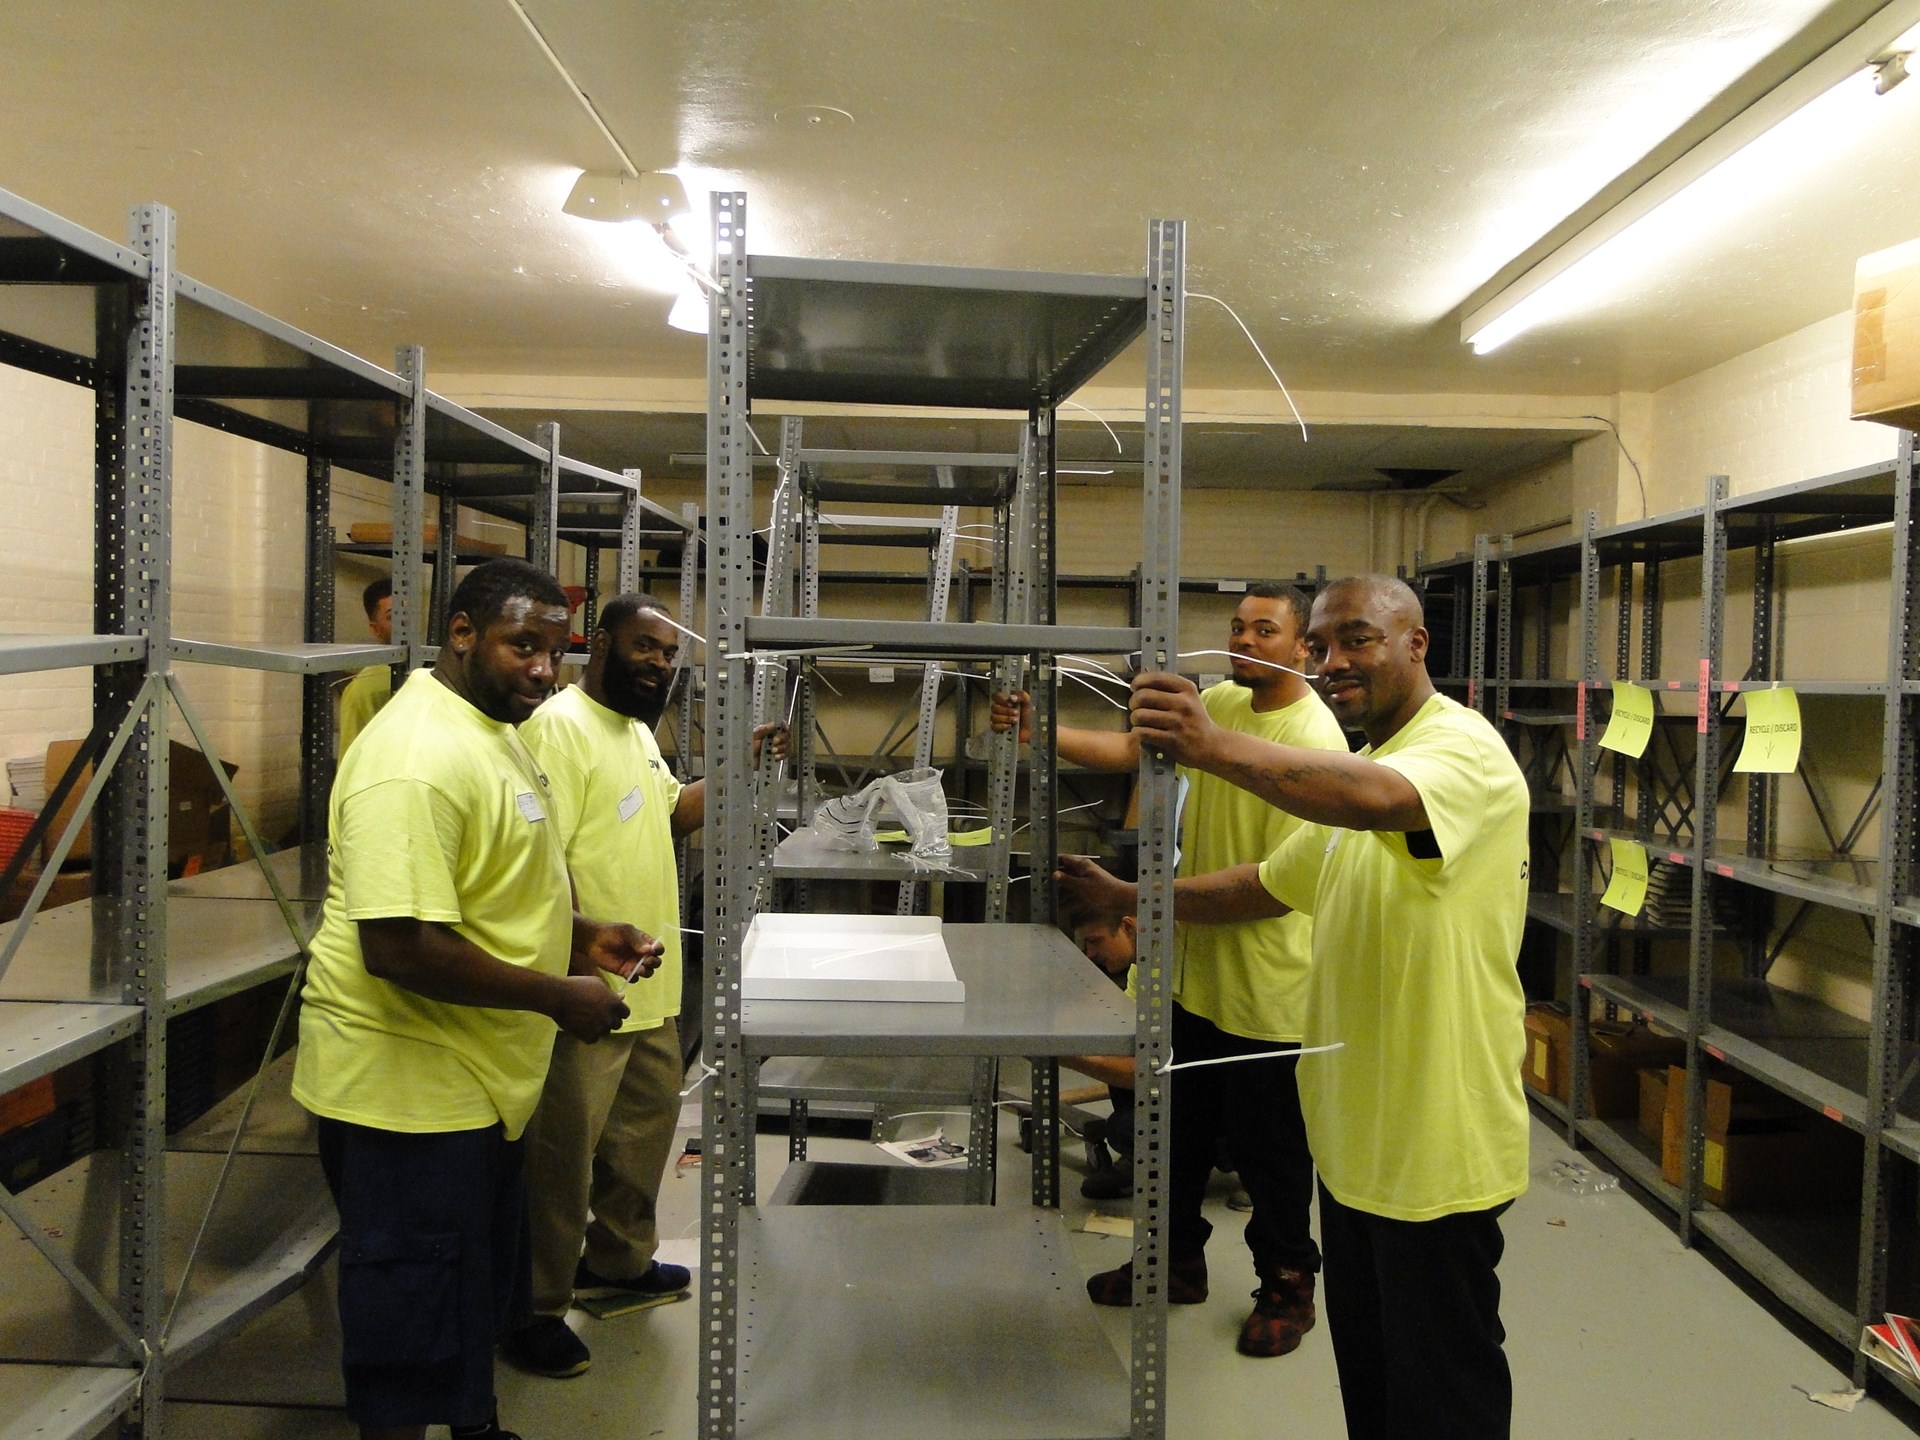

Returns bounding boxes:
[521,684,684,1033]
[294,668,573,1141]
[337,664,392,754]
[1174,683,1346,1041]
[1258,692,1530,1220]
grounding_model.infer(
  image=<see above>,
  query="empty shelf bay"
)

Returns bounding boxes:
[0,1001,141,1095]
[168,639,403,675]
[734,1206,1128,1440]
[0,1362,140,1440]
[740,924,1133,1058]
[0,634,144,675]
[771,832,989,883]
[757,1054,978,1106]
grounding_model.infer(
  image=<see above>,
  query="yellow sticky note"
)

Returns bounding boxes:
[1600,837,1648,916]
[1734,687,1801,774]
[1598,681,1654,758]
[946,826,996,847]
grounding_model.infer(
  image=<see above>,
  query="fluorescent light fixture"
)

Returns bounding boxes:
[1465,6,1920,355]
[563,169,691,223]
[667,280,708,334]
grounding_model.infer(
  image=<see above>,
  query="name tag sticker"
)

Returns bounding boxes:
[618,786,645,823]
[516,790,546,823]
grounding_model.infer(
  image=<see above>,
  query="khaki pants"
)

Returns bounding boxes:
[522,1018,681,1316]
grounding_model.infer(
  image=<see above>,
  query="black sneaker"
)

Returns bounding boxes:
[575,1258,692,1300]
[500,1314,591,1379]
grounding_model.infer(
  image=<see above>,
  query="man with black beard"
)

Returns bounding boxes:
[504,595,781,1377]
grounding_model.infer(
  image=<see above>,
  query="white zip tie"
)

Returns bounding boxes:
[1155,1041,1344,1075]
[1059,669,1127,711]
[1177,648,1316,682]
[656,613,706,647]
[678,1062,721,1098]
[1061,400,1125,455]
[1185,292,1308,442]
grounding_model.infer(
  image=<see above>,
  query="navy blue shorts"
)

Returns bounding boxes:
[316,1117,531,1429]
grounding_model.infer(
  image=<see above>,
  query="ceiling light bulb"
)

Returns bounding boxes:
[667,282,708,334]
[563,170,691,223]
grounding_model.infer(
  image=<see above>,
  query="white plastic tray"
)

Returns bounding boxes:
[742,914,965,1003]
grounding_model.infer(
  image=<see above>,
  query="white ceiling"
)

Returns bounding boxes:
[0,1,1913,401]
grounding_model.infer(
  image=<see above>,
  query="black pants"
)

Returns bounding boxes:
[1318,1182,1512,1440]
[1167,1002,1319,1278]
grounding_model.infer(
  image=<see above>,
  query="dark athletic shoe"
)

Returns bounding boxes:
[1237,1267,1316,1357]
[574,1258,693,1299]
[500,1313,591,1378]
[1086,1252,1208,1307]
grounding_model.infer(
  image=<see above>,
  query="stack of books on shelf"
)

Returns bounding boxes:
[1642,858,1689,928]
[1862,1313,1920,1385]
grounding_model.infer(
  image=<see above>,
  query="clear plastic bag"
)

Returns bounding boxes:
[1541,1158,1619,1198]
[804,767,951,863]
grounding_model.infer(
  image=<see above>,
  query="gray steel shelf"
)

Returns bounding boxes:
[1526,891,1692,939]
[1690,1208,1859,1349]
[1576,1116,1680,1212]
[1884,1123,1920,1166]
[0,636,145,676]
[769,831,990,883]
[733,1206,1129,1440]
[170,1050,316,1159]
[1580,972,1689,1033]
[746,616,1138,660]
[167,639,403,675]
[739,924,1133,1058]
[0,1364,141,1440]
[0,896,315,1017]
[169,846,326,904]
[764,1160,970,1207]
[1501,707,1577,726]
[1707,850,1880,917]
[0,1001,142,1096]
[756,1054,978,1108]
[1701,1028,1872,1131]
[744,254,1147,412]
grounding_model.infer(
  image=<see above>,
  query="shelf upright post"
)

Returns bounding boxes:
[618,469,643,593]
[96,200,176,1438]
[391,348,427,676]
[1632,548,1663,975]
[1494,535,1514,721]
[429,487,458,646]
[1468,534,1491,716]
[582,546,601,636]
[1681,475,1731,1244]
[300,451,335,848]
[677,500,703,783]
[699,190,755,1440]
[1742,518,1779,978]
[895,494,960,917]
[1567,512,1599,1144]
[1858,431,1918,1384]
[795,490,821,832]
[531,422,560,573]
[984,429,1037,927]
[1130,215,1184,1440]
[1029,408,1060,929]
[751,420,803,909]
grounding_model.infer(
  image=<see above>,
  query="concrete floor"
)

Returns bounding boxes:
[169,1103,1920,1439]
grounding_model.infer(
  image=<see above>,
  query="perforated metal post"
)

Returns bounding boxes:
[100,200,175,1438]
[1743,520,1778,977]
[699,191,754,1440]
[1567,512,1599,1144]
[300,451,335,846]
[619,470,643,593]
[895,498,959,916]
[1128,216,1183,1440]
[392,348,426,674]
[428,489,457,646]
[1857,431,1918,1384]
[750,420,803,911]
[1468,534,1491,715]
[1681,475,1731,1244]
[1494,535,1514,721]
[795,493,821,830]
[531,422,560,574]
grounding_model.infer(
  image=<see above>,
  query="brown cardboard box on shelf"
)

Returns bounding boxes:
[1588,1021,1686,1119]
[1853,237,1920,432]
[1659,1063,1864,1208]
[3,863,93,920]
[1522,1004,1570,1101]
[1637,1065,1669,1143]
[41,739,235,871]
[347,521,507,555]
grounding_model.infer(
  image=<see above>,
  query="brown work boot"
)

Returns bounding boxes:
[1086,1252,1208,1307]
[1237,1267,1316,1356]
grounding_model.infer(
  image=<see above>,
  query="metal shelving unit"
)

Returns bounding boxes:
[1429,440,1920,1388]
[0,183,680,1438]
[699,193,1181,1440]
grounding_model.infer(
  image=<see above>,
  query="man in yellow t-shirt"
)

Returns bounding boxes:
[294,558,663,1440]
[503,596,784,1380]
[338,575,395,755]
[995,583,1346,1358]
[1061,576,1529,1440]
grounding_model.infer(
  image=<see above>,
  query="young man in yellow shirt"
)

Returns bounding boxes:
[1061,576,1530,1440]
[294,559,664,1440]
[504,596,784,1378]
[995,583,1346,1357]
[337,575,394,754]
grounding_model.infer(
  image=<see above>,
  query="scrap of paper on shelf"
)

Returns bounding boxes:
[1600,837,1649,916]
[872,827,996,847]
[1734,686,1802,774]
[1598,681,1654,758]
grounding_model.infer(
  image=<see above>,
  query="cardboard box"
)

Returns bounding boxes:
[3,864,93,921]
[1588,1021,1687,1120]
[1522,1004,1570,1101]
[1660,1064,1863,1208]
[0,1075,56,1136]
[1637,1065,1669,1143]
[42,739,235,871]
[347,521,507,555]
[1853,237,1920,433]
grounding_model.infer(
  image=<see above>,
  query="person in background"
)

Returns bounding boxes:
[1060,575,1530,1440]
[504,595,785,1378]
[995,582,1345,1358]
[1060,908,1137,1200]
[338,575,395,755]
[293,558,664,1440]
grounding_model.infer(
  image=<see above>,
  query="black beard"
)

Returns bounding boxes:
[604,663,670,727]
